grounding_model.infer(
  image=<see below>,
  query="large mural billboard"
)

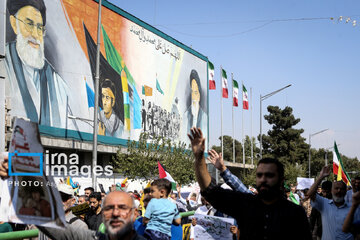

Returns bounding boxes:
[3,0,208,147]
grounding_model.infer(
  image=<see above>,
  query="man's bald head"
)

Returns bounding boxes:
[102,191,136,239]
[103,191,134,208]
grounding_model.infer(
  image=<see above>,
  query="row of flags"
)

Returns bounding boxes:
[208,61,249,110]
[141,78,164,97]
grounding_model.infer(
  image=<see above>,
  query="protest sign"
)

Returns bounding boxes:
[0,118,66,228]
[193,213,235,240]
[297,177,315,190]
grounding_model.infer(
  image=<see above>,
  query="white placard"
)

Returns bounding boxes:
[0,118,66,228]
[297,177,315,190]
[193,213,235,240]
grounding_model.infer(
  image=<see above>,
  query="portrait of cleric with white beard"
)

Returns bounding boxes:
[183,69,207,138]
[5,0,69,128]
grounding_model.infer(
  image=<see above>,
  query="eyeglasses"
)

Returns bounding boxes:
[15,16,46,36]
[103,204,134,215]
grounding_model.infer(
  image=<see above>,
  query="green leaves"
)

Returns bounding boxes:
[111,133,195,185]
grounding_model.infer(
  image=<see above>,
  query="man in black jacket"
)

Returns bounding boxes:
[188,127,312,240]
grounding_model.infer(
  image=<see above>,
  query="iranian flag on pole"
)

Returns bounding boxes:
[333,142,351,186]
[243,84,249,110]
[208,61,216,90]
[222,69,228,98]
[233,80,239,106]
[158,161,177,190]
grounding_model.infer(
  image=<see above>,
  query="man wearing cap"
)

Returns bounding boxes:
[58,184,88,229]
[5,0,69,127]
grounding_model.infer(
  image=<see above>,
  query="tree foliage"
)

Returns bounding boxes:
[111,133,195,185]
[261,106,309,165]
[211,135,260,164]
[213,105,360,185]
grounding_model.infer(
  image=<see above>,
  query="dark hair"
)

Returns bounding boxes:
[79,195,88,200]
[7,0,47,25]
[89,192,102,202]
[143,196,152,204]
[190,69,201,95]
[190,193,197,198]
[143,187,151,194]
[257,158,284,181]
[321,180,332,191]
[151,178,172,196]
[29,186,44,196]
[355,176,360,181]
[84,187,94,193]
[101,79,116,104]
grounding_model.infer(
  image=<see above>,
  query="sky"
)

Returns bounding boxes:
[108,0,360,160]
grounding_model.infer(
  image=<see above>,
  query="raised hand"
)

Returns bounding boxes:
[207,149,226,172]
[0,152,9,180]
[319,166,331,179]
[352,191,360,207]
[188,128,205,160]
[230,225,238,235]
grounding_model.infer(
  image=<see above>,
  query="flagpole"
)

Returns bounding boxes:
[232,73,235,163]
[242,81,245,169]
[250,87,253,166]
[92,0,102,192]
[219,66,223,184]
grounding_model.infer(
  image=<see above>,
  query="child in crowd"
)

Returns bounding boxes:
[143,178,181,240]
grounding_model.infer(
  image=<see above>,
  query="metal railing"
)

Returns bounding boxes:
[0,211,196,239]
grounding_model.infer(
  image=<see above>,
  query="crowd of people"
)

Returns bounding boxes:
[142,101,181,140]
[0,127,359,240]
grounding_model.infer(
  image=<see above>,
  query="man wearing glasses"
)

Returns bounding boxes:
[42,191,146,240]
[5,0,69,127]
[0,156,145,240]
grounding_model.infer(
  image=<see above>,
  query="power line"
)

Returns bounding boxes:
[154,15,360,38]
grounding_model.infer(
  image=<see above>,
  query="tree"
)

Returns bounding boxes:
[111,133,195,185]
[211,135,243,163]
[260,106,309,165]
[211,135,260,164]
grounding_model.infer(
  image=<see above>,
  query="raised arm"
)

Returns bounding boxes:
[188,128,211,190]
[306,166,330,201]
[342,191,360,233]
[208,149,252,194]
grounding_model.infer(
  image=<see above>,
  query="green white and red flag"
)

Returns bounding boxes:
[222,69,228,98]
[208,61,216,90]
[333,142,351,186]
[242,84,249,110]
[233,80,239,107]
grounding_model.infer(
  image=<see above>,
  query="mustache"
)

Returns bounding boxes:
[108,216,126,225]
[258,183,270,189]
[27,37,41,45]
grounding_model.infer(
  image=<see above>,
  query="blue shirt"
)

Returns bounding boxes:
[311,194,358,240]
[145,198,180,237]
[220,168,253,194]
